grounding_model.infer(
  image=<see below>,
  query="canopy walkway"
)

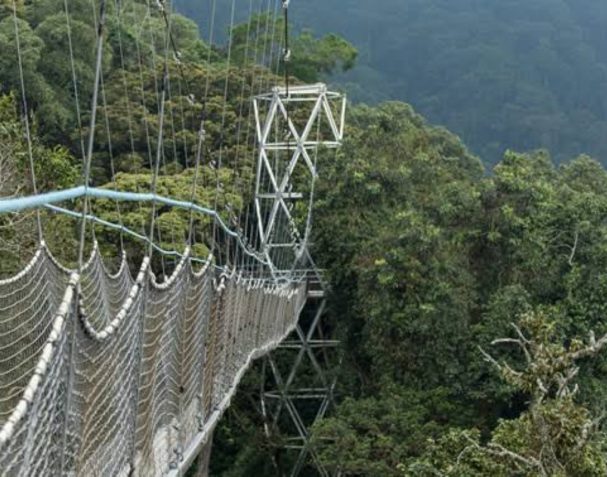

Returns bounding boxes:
[0,0,345,474]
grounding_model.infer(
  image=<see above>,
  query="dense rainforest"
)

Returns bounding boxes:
[212,106,607,476]
[2,1,607,476]
[176,0,607,165]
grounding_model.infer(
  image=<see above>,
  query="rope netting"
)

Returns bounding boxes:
[0,242,305,476]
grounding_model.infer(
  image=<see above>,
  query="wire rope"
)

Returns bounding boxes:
[77,0,108,271]
[10,0,42,241]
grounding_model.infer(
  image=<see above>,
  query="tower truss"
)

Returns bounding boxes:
[253,83,346,275]
[254,84,346,476]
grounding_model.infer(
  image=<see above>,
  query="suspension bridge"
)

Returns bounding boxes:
[0,0,344,475]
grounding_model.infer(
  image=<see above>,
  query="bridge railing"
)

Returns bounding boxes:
[0,240,305,476]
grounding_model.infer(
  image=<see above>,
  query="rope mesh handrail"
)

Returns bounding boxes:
[0,239,305,475]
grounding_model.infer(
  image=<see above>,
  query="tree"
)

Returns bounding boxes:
[0,94,79,275]
[182,0,607,165]
[408,310,607,476]
[231,14,357,83]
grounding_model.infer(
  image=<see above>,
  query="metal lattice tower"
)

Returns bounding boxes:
[253,83,346,476]
[253,83,346,276]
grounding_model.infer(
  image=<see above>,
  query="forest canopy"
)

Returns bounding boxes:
[2,1,607,475]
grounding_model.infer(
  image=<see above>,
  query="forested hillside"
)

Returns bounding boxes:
[0,0,241,271]
[3,1,607,476]
[309,105,607,475]
[0,1,304,272]
[176,0,607,165]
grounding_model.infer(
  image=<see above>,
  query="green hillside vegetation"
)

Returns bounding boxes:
[2,3,607,476]
[0,0,253,270]
[0,2,348,271]
[309,103,607,475]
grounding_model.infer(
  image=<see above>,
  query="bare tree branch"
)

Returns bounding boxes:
[566,331,607,362]
[491,336,532,363]
[568,229,579,266]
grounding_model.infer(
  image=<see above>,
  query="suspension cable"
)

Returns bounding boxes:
[187,0,217,249]
[147,10,172,259]
[232,0,255,270]
[78,0,108,271]
[11,0,42,242]
[210,0,237,267]
[63,0,87,166]
[282,0,290,97]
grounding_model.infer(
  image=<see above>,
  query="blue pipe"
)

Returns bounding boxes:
[0,186,269,264]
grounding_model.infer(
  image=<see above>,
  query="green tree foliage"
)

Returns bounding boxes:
[205,90,607,476]
[288,30,357,83]
[306,0,607,165]
[0,1,283,273]
[305,102,607,475]
[91,163,245,267]
[408,311,607,476]
[231,14,357,83]
[0,94,79,275]
[0,0,357,279]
